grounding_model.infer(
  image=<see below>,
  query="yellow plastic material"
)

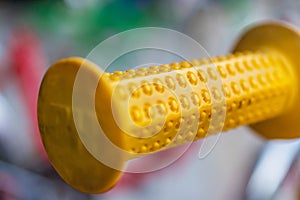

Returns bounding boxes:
[37,22,300,194]
[38,59,123,193]
[98,51,294,154]
[233,22,300,139]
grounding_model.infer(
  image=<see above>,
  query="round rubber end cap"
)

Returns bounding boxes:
[233,21,300,139]
[38,57,123,193]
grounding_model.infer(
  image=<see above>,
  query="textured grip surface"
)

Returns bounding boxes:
[98,50,293,154]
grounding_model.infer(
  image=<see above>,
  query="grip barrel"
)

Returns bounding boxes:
[98,51,294,154]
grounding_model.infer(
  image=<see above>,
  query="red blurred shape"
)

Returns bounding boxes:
[8,27,48,162]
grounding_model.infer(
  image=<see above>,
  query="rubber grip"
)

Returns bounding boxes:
[98,50,293,154]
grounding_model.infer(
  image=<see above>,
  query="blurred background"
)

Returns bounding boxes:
[0,0,300,199]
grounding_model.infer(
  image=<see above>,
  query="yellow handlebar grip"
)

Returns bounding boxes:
[38,22,300,193]
[97,51,293,153]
